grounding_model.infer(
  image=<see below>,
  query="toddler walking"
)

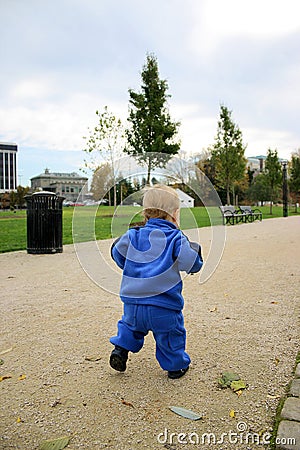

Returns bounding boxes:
[109,184,203,379]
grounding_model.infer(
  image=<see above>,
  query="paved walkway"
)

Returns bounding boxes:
[276,363,300,449]
[0,216,299,449]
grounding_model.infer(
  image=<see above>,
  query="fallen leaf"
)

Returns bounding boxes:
[218,372,240,388]
[85,356,101,362]
[169,406,202,421]
[275,357,280,366]
[121,399,134,408]
[230,380,247,392]
[39,436,70,450]
[0,359,4,365]
[16,417,23,423]
[18,374,26,381]
[0,347,13,356]
[0,375,12,382]
[229,409,235,418]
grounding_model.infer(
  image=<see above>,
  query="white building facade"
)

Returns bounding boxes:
[0,142,18,193]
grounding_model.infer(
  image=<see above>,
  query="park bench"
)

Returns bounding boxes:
[219,206,245,225]
[238,206,262,222]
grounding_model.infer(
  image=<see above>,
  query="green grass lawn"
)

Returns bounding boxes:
[0,205,299,253]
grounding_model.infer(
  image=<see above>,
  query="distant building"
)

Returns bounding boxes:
[0,142,18,193]
[247,155,266,173]
[30,169,88,202]
[176,189,195,208]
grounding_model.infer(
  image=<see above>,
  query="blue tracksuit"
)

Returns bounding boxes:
[110,218,203,371]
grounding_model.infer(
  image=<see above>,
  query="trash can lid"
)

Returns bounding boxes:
[32,191,57,196]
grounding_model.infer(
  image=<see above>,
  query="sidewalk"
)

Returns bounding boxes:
[276,363,300,449]
[0,216,299,449]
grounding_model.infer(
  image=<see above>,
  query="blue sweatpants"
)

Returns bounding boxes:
[110,304,191,372]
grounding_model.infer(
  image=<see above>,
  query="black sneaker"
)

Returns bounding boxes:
[110,345,129,372]
[168,366,189,379]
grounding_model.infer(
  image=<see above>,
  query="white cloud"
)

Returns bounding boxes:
[189,0,300,56]
[0,92,128,152]
[10,79,52,101]
[243,126,297,159]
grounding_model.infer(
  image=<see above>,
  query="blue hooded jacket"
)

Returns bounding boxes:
[111,218,203,311]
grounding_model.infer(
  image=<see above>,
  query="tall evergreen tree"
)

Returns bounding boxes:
[212,105,247,205]
[126,53,180,184]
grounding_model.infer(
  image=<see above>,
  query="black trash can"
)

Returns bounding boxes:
[25,191,65,254]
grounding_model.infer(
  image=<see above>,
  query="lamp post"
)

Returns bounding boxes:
[282,160,288,217]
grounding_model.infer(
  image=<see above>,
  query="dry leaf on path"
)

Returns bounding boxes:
[85,356,102,362]
[230,380,247,392]
[121,399,134,408]
[218,372,248,395]
[0,375,12,382]
[0,347,13,356]
[39,436,70,450]
[218,371,240,388]
[267,394,281,399]
[169,406,202,420]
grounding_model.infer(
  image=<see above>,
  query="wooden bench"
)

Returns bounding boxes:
[219,206,245,225]
[238,206,262,222]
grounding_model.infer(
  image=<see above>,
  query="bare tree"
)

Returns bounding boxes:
[83,106,125,208]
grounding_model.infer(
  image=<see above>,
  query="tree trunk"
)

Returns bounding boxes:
[147,156,152,185]
[226,183,231,205]
[269,189,273,215]
[113,184,117,210]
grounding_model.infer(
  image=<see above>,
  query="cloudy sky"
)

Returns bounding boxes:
[1,0,299,186]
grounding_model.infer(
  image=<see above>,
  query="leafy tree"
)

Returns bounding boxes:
[264,148,282,214]
[233,176,249,205]
[289,150,300,212]
[10,186,30,209]
[83,106,125,207]
[126,53,180,184]
[0,192,10,209]
[212,105,247,205]
[90,162,114,204]
[247,173,271,205]
[195,149,217,186]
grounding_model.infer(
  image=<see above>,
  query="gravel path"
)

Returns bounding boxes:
[0,216,299,449]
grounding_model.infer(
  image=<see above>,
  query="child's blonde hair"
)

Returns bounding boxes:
[142,184,180,222]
